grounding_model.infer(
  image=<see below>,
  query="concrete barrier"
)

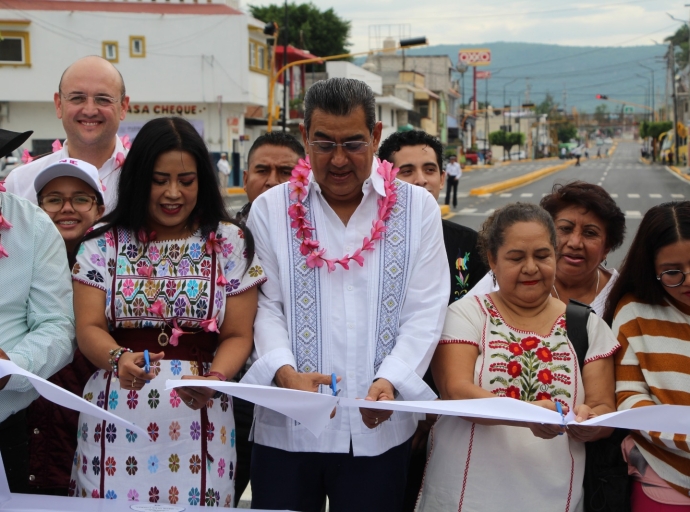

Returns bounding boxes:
[469,159,576,196]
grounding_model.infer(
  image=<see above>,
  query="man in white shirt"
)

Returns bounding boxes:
[217,152,231,196]
[244,78,449,512]
[4,56,129,211]
[444,154,461,208]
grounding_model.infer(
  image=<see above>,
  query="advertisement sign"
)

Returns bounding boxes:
[476,71,492,79]
[458,48,492,67]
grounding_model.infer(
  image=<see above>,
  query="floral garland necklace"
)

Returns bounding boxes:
[0,185,11,259]
[288,157,399,272]
[134,228,227,346]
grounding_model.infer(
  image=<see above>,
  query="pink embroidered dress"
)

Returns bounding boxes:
[70,223,265,506]
[417,294,619,512]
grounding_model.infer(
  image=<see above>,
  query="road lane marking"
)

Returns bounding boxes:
[458,192,470,198]
[672,194,685,198]
[625,211,642,218]
[649,194,662,198]
[458,208,477,214]
[485,209,495,215]
[611,194,618,198]
[499,193,512,197]
[478,193,492,198]
[628,194,640,198]
[597,182,602,186]
[520,193,533,197]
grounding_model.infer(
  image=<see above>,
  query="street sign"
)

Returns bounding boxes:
[458,48,492,67]
[623,106,634,114]
[476,71,492,79]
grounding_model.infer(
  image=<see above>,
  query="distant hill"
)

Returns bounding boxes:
[357,42,667,114]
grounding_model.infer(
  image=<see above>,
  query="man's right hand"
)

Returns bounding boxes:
[274,364,336,392]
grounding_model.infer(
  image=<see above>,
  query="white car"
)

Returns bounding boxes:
[604,137,613,144]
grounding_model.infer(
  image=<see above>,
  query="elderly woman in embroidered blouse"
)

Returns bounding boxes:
[417,203,619,512]
[70,117,265,506]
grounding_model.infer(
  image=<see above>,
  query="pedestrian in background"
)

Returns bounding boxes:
[70,117,264,505]
[217,152,231,197]
[444,154,461,209]
[605,201,690,511]
[5,56,129,212]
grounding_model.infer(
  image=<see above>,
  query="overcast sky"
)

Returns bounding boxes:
[243,0,688,53]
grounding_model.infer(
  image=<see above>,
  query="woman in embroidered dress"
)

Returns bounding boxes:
[69,117,265,506]
[605,202,690,511]
[417,203,619,512]
[467,181,626,315]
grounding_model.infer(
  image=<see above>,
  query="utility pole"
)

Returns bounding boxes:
[671,42,681,165]
[485,75,489,157]
[562,84,567,113]
[281,0,289,132]
[639,63,656,121]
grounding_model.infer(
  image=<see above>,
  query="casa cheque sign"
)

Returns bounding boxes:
[458,48,492,67]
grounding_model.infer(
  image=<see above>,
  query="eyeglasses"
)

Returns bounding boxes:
[656,269,690,288]
[61,93,121,107]
[39,195,98,213]
[307,139,371,154]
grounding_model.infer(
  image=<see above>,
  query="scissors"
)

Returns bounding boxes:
[329,373,340,396]
[556,401,566,435]
[144,350,151,384]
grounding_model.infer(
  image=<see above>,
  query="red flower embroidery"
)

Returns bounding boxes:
[508,343,523,356]
[488,306,500,318]
[105,456,116,476]
[505,386,521,399]
[520,336,541,351]
[507,361,522,378]
[535,346,552,362]
[536,391,552,401]
[537,368,553,384]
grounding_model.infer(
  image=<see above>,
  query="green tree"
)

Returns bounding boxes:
[249,2,351,59]
[489,131,525,159]
[640,120,672,140]
[557,123,577,143]
[535,93,558,116]
[594,104,609,125]
[665,24,689,69]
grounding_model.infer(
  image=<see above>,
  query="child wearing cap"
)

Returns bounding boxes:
[34,158,105,255]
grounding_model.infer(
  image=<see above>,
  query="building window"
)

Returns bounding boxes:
[0,31,30,66]
[102,41,119,63]
[249,39,269,74]
[129,36,146,58]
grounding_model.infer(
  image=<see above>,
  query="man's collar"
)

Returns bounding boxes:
[63,136,126,172]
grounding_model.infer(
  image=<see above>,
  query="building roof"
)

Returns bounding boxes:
[0,0,242,15]
[273,45,321,63]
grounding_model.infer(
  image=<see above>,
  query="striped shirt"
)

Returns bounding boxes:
[613,293,690,495]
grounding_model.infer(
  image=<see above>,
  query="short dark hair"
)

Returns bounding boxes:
[303,78,376,134]
[377,130,443,169]
[478,202,557,267]
[81,117,252,263]
[247,131,305,167]
[603,201,690,324]
[540,181,626,252]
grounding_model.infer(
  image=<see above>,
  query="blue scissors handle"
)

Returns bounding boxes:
[330,373,338,396]
[143,350,151,384]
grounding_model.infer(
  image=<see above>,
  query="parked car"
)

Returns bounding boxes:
[464,151,478,165]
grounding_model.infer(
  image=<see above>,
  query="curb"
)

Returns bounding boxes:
[668,166,690,182]
[439,205,450,215]
[469,160,577,196]
[226,187,246,195]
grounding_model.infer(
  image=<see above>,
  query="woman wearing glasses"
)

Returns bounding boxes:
[25,158,105,496]
[604,201,690,511]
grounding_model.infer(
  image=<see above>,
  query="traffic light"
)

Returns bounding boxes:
[596,94,609,100]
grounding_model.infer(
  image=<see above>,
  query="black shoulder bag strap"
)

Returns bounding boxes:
[565,298,594,370]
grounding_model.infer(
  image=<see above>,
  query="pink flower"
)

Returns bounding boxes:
[169,318,185,347]
[147,300,165,318]
[0,214,12,230]
[324,258,337,272]
[0,243,8,259]
[137,264,153,278]
[0,182,5,192]
[289,181,308,202]
[205,231,226,255]
[361,237,375,252]
[291,157,311,183]
[305,249,326,269]
[120,134,132,149]
[350,248,365,267]
[295,224,314,240]
[115,152,125,169]
[200,318,219,333]
[336,256,351,270]
[21,149,33,164]
[216,272,227,286]
[288,203,307,220]
[299,238,320,256]
[137,229,156,243]
[51,139,63,153]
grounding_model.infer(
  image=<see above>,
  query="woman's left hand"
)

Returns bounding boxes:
[566,404,611,442]
[177,374,221,410]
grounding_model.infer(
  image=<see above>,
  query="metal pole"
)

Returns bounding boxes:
[485,75,489,157]
[282,0,288,132]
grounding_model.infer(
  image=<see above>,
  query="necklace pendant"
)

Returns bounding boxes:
[158,332,169,347]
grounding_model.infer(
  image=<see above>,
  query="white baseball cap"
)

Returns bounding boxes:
[34,158,105,203]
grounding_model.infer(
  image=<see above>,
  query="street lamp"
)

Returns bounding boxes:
[266,37,428,131]
[638,63,656,121]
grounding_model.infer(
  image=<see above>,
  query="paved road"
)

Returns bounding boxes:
[443,142,690,269]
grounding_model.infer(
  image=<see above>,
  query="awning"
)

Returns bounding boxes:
[273,45,321,63]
